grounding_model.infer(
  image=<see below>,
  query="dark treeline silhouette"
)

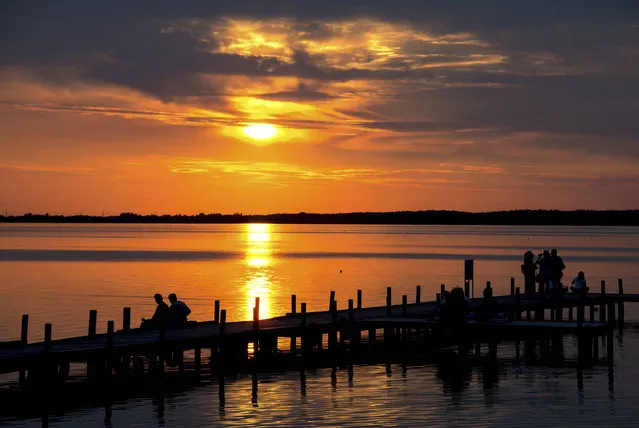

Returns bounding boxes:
[1,210,638,225]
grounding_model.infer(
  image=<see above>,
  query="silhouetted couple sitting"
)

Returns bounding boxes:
[141,293,193,329]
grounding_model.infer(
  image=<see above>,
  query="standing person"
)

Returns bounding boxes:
[142,294,171,328]
[521,251,537,296]
[550,248,566,288]
[537,250,553,298]
[168,293,192,326]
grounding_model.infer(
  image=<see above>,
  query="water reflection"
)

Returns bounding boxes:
[244,224,275,320]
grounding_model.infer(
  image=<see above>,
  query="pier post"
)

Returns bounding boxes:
[436,293,441,304]
[220,309,227,335]
[464,280,470,298]
[106,320,114,375]
[515,287,521,320]
[253,297,260,356]
[386,287,392,316]
[440,284,446,297]
[329,290,336,311]
[486,281,491,290]
[301,303,308,355]
[510,278,515,295]
[329,300,338,350]
[122,307,131,332]
[357,289,363,310]
[290,295,297,353]
[576,296,585,362]
[214,300,220,324]
[607,302,615,364]
[416,285,421,303]
[402,295,408,316]
[600,280,607,323]
[88,310,97,336]
[348,299,354,319]
[44,323,52,353]
[194,347,201,375]
[19,314,29,385]
[618,278,625,328]
[20,314,29,345]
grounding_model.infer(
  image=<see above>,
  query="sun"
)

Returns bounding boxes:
[243,123,278,140]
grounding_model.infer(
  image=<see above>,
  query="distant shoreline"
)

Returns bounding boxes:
[1,210,638,226]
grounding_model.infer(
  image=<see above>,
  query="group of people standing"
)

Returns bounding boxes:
[521,248,588,297]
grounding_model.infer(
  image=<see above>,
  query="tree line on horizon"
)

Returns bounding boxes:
[0,210,638,225]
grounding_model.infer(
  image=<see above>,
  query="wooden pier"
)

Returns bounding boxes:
[1,279,631,382]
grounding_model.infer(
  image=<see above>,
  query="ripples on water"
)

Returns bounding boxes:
[3,331,639,427]
[1,224,639,426]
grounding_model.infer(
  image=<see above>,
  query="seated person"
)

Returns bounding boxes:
[570,271,589,293]
[475,287,500,322]
[141,294,171,329]
[440,287,470,330]
[168,293,192,327]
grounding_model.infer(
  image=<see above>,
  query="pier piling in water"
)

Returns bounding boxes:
[88,310,97,336]
[214,300,220,324]
[618,278,625,328]
[600,281,607,323]
[357,289,362,310]
[416,285,421,303]
[122,308,131,332]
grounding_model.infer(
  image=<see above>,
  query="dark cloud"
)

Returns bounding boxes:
[1,0,637,141]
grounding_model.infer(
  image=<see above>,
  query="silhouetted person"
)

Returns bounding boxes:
[521,251,537,296]
[550,248,566,287]
[168,293,191,326]
[537,250,552,298]
[475,287,500,322]
[142,294,170,328]
[570,271,589,293]
[440,287,470,331]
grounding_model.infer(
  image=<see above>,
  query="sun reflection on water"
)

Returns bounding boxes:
[244,224,275,319]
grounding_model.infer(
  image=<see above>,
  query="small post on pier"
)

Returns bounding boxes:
[464,280,470,298]
[357,289,363,310]
[122,307,131,332]
[291,295,297,353]
[577,295,585,362]
[44,323,52,353]
[253,297,260,355]
[618,278,625,328]
[329,290,336,311]
[436,293,441,304]
[88,310,97,336]
[440,284,446,297]
[600,280,607,323]
[214,300,220,324]
[19,314,29,385]
[348,299,354,319]
[402,295,408,317]
[486,281,491,290]
[329,300,338,349]
[220,309,227,335]
[510,278,515,296]
[106,320,114,375]
[607,302,615,364]
[515,287,521,320]
[21,314,29,345]
[416,285,421,304]
[301,302,307,355]
[386,287,392,316]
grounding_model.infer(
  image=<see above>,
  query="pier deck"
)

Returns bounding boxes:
[0,290,632,375]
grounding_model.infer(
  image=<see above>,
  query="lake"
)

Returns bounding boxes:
[1,223,639,427]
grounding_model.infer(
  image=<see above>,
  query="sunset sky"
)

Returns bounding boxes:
[1,1,638,214]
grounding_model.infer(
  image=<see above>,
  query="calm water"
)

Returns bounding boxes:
[1,223,639,427]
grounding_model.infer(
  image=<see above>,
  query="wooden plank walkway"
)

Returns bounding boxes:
[0,290,632,374]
